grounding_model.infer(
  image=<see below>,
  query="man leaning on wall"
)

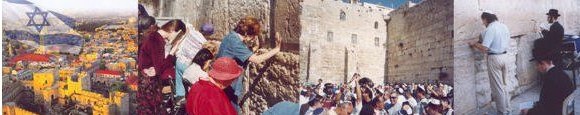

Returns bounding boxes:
[469,11,513,115]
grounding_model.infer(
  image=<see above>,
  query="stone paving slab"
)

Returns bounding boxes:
[471,85,580,115]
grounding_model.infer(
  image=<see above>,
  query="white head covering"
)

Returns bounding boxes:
[397,88,404,94]
[429,99,441,105]
[405,107,413,114]
[418,85,425,92]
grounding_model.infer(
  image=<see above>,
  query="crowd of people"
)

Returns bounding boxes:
[137,4,282,115]
[299,74,454,115]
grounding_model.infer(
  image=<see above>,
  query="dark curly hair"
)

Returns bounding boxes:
[481,12,498,23]
[192,48,214,67]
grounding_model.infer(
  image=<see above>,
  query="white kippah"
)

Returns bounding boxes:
[418,85,425,91]
[376,89,384,94]
[429,99,441,105]
[405,107,413,114]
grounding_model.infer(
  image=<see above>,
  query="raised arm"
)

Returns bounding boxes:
[355,79,362,103]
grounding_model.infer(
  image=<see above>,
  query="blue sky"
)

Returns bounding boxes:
[353,0,423,9]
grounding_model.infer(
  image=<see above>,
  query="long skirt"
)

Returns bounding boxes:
[137,76,167,115]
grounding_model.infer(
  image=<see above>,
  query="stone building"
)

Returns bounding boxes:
[3,102,38,115]
[454,0,580,114]
[299,0,453,84]
[92,69,122,86]
[299,0,392,84]
[386,0,453,83]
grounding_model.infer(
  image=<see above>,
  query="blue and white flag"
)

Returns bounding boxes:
[3,0,83,54]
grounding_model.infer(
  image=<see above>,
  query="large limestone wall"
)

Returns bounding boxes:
[243,51,299,114]
[140,0,301,51]
[386,0,454,83]
[138,0,301,114]
[156,0,270,41]
[138,0,159,17]
[299,0,391,84]
[454,0,580,114]
[271,0,302,52]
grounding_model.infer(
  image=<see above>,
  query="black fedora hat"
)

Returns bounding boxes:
[546,9,561,17]
[530,39,556,62]
[529,48,553,62]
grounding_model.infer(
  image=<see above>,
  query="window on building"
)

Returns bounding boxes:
[340,10,346,21]
[351,34,358,44]
[374,21,379,29]
[327,31,333,42]
[375,37,380,46]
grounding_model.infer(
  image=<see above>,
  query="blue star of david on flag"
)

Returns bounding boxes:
[26,7,50,32]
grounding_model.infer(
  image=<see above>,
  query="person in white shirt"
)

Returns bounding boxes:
[324,102,353,115]
[414,87,429,115]
[300,88,311,105]
[404,92,418,109]
[469,12,512,115]
[351,74,364,115]
[387,92,405,115]
[182,48,213,85]
[301,97,324,115]
[441,98,453,115]
[173,23,213,98]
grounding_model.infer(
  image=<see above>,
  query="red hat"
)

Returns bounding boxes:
[208,57,243,81]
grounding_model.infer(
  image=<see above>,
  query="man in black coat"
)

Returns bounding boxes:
[522,39,575,115]
[541,9,565,67]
